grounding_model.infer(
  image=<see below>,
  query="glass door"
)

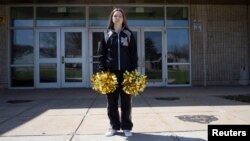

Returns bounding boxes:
[131,29,142,73]
[89,29,105,87]
[61,28,86,87]
[132,28,165,86]
[142,29,165,86]
[35,28,86,88]
[35,29,60,88]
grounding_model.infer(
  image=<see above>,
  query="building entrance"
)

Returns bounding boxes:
[89,28,166,87]
[35,28,87,88]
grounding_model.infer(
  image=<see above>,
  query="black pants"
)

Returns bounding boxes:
[106,70,133,130]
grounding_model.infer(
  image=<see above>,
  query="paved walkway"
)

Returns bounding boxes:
[0,86,250,141]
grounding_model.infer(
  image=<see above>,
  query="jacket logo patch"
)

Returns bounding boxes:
[121,37,128,46]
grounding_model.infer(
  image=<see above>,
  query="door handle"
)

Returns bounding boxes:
[62,56,65,64]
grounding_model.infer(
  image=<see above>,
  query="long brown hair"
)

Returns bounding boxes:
[107,8,129,29]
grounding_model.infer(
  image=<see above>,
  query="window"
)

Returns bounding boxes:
[11,30,34,65]
[11,67,34,87]
[89,6,113,26]
[167,7,188,26]
[36,7,86,26]
[167,65,190,84]
[10,7,33,27]
[167,29,189,63]
[166,7,190,85]
[121,7,164,26]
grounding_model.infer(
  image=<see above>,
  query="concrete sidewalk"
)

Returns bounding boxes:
[0,86,249,141]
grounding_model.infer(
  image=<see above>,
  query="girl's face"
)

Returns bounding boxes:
[112,11,123,26]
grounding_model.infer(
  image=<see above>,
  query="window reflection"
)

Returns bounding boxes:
[11,67,34,87]
[40,64,57,83]
[65,32,82,58]
[39,32,57,58]
[167,29,189,63]
[168,65,190,84]
[92,32,104,74]
[144,32,162,81]
[11,30,34,64]
[65,63,82,82]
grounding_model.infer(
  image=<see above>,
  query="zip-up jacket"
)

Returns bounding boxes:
[97,27,138,71]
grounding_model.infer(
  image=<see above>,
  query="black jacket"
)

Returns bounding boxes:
[97,27,138,71]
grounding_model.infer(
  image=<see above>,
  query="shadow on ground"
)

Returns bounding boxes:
[115,132,206,141]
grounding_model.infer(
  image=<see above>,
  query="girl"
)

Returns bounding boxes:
[97,8,138,137]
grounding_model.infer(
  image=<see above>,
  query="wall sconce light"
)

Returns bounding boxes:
[193,19,202,32]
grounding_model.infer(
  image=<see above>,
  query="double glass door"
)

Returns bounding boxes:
[35,28,86,88]
[89,29,165,86]
[134,28,191,86]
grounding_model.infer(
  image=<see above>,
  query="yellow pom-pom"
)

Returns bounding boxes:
[122,70,147,96]
[91,71,118,94]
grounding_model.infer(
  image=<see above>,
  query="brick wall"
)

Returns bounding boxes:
[190,5,207,86]
[191,5,249,85]
[207,5,248,85]
[0,5,8,88]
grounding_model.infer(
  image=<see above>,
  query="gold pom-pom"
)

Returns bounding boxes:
[91,71,118,94]
[122,70,147,96]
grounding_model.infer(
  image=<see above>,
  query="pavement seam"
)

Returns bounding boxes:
[69,94,98,141]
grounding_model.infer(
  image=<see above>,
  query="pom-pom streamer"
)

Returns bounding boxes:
[122,70,147,95]
[91,71,118,94]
